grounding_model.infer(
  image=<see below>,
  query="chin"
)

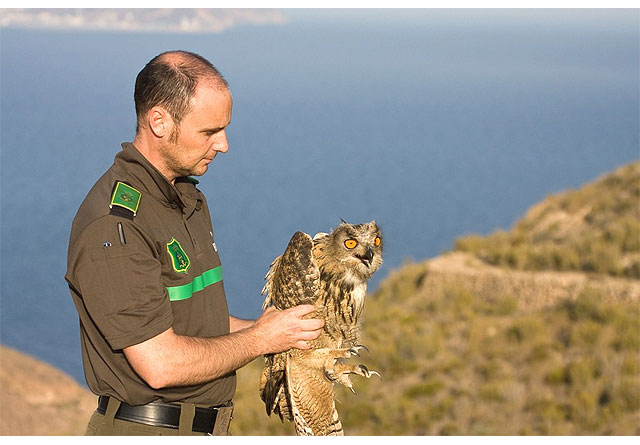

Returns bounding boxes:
[192,164,209,176]
[351,261,377,280]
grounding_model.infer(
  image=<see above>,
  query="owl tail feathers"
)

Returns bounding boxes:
[260,362,292,422]
[293,406,344,436]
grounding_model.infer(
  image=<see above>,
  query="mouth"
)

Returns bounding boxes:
[355,255,370,267]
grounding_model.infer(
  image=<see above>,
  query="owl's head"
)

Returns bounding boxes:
[313,220,383,280]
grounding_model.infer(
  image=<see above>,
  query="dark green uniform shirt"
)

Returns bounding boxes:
[66,142,236,406]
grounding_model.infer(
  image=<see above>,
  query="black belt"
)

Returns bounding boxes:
[97,395,229,434]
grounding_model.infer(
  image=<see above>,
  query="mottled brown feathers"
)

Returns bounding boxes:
[259,221,383,436]
[261,231,320,310]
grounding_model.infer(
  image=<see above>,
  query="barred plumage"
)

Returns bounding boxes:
[259,221,383,435]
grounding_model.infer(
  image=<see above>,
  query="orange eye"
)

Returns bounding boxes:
[344,239,358,249]
[374,236,381,247]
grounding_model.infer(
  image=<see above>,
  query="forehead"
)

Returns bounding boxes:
[340,223,380,238]
[184,84,232,125]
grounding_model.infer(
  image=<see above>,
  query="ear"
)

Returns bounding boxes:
[148,106,174,138]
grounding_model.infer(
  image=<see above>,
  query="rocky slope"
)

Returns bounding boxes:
[0,346,95,435]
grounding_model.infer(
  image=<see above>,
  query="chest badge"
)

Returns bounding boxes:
[167,238,191,273]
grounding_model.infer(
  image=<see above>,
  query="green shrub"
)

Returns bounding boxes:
[506,316,546,344]
[404,380,444,398]
[571,320,602,347]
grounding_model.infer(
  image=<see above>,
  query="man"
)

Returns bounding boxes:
[65,50,323,436]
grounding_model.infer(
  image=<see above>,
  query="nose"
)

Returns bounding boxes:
[213,130,229,153]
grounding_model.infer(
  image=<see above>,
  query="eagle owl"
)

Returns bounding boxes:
[259,220,383,435]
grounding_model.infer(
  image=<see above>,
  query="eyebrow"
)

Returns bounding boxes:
[201,119,231,134]
[200,126,226,134]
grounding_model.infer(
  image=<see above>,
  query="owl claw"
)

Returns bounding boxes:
[358,365,381,379]
[348,345,370,357]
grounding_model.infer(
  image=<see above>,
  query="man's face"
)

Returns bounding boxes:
[161,83,233,179]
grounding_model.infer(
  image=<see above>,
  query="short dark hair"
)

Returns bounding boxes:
[134,50,228,130]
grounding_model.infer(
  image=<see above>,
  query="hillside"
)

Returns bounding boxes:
[231,254,639,435]
[455,162,640,278]
[0,345,95,435]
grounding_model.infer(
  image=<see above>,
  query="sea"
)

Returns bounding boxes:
[1,9,638,385]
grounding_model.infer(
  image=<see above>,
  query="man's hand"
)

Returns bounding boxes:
[251,305,324,354]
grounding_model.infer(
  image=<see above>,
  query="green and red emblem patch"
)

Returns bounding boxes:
[167,238,191,273]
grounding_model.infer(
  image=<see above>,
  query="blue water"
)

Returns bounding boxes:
[1,10,638,385]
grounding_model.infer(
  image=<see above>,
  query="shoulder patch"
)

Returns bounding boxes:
[110,181,141,218]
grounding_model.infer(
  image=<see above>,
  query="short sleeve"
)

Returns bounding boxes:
[72,217,173,350]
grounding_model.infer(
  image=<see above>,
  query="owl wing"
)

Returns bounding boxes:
[261,231,321,310]
[260,231,322,421]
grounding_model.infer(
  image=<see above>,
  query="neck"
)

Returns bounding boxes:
[132,134,178,185]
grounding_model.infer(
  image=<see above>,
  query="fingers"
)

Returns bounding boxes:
[289,304,317,316]
[272,305,325,330]
[298,327,323,341]
[294,340,311,350]
[256,303,325,353]
[300,315,324,329]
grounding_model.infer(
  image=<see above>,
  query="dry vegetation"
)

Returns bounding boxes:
[231,260,639,435]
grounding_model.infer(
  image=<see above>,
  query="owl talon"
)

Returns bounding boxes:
[358,365,381,379]
[324,369,338,383]
[347,345,369,357]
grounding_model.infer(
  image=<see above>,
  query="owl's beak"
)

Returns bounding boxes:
[356,246,375,267]
[362,247,373,267]
[364,247,374,265]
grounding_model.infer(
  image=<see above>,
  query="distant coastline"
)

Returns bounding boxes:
[0,8,288,33]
